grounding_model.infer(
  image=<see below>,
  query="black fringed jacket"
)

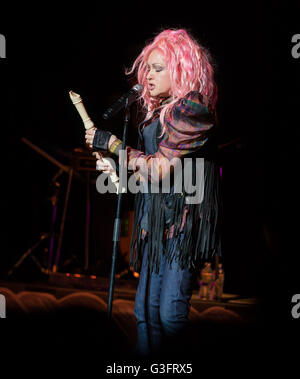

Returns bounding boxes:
[127,91,222,273]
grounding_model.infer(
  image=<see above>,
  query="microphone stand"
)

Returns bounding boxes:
[107,99,130,320]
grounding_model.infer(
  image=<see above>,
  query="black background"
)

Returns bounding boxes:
[0,2,299,370]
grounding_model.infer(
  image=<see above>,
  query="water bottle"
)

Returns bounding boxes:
[215,263,225,300]
[198,262,214,300]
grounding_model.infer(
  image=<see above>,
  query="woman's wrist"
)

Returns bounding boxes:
[108,135,117,149]
[92,129,112,151]
[108,135,123,156]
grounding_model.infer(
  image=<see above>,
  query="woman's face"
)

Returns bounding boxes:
[146,49,171,98]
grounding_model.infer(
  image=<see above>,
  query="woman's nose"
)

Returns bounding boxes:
[146,70,153,81]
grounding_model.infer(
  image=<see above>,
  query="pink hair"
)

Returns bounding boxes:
[126,29,218,136]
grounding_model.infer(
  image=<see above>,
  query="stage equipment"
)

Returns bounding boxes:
[7,136,98,276]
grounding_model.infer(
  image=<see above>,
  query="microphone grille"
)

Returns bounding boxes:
[133,84,143,94]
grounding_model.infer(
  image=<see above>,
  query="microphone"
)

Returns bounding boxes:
[102,84,143,120]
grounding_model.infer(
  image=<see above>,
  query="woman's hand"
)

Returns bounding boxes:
[85,127,96,149]
[85,128,117,151]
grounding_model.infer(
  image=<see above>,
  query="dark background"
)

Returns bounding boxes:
[0,3,299,321]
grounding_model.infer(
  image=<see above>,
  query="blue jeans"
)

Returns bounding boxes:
[133,235,194,356]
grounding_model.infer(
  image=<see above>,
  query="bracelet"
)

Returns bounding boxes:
[109,138,123,155]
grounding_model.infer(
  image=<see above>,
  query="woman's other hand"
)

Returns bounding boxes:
[96,157,116,174]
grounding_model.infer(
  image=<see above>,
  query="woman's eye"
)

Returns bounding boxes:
[147,66,163,72]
